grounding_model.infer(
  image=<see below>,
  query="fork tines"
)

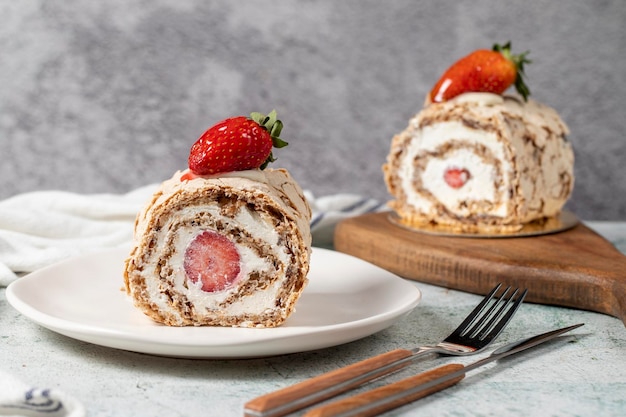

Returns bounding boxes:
[458,284,528,343]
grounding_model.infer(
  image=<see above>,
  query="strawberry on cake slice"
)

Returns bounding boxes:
[384,43,575,233]
[124,111,312,328]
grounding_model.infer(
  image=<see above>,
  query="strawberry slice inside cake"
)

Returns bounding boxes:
[183,231,242,293]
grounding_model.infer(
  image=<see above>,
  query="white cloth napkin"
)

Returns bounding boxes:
[0,371,85,417]
[0,185,157,287]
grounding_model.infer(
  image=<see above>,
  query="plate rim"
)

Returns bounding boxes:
[6,246,421,358]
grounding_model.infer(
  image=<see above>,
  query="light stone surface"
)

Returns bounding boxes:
[1,221,625,416]
[0,0,625,220]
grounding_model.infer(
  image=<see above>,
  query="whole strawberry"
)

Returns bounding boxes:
[429,42,531,103]
[187,110,288,176]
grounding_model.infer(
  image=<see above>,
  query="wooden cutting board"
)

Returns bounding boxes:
[334,212,626,326]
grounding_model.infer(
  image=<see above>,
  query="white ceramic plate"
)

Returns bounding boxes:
[6,247,421,359]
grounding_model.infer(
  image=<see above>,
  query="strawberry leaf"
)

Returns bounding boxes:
[493,42,532,101]
[272,135,288,148]
[249,110,288,169]
[265,110,278,128]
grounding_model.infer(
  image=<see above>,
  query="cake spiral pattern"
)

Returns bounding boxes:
[384,93,574,232]
[123,168,312,328]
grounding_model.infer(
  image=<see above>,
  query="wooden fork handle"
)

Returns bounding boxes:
[303,363,465,417]
[244,349,414,417]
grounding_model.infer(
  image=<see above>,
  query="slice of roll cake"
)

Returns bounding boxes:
[383,43,575,233]
[124,111,312,327]
[383,93,574,232]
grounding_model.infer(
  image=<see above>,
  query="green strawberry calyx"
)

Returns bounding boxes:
[493,42,532,101]
[250,110,288,169]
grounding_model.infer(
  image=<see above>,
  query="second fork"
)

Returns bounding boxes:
[244,284,527,417]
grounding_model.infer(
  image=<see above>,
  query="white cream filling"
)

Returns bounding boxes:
[142,202,291,317]
[192,168,271,184]
[452,92,504,106]
[400,121,512,217]
[422,150,505,216]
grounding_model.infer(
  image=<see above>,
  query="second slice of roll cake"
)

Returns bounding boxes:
[124,111,312,328]
[384,93,574,232]
[383,43,575,233]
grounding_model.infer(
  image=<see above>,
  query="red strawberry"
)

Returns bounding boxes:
[429,42,531,103]
[187,110,288,176]
[444,167,471,189]
[183,231,241,292]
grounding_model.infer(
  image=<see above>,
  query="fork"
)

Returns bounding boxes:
[244,283,527,417]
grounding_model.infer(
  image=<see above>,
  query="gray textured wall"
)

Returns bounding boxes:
[1,0,625,220]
